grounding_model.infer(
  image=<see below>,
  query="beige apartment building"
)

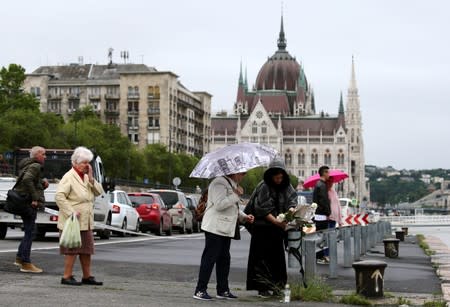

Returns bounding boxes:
[24,63,212,156]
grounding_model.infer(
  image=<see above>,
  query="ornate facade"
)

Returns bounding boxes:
[211,17,368,201]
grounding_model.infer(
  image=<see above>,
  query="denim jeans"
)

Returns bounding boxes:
[17,209,37,263]
[195,231,231,294]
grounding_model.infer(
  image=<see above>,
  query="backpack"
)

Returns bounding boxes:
[194,176,233,222]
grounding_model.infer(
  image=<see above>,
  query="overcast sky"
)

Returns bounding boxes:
[1,0,449,170]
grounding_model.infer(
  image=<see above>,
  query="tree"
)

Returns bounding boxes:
[0,64,39,113]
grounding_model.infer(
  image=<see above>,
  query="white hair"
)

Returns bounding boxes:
[30,146,45,158]
[71,146,94,164]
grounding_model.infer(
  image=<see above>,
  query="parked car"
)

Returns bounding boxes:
[128,192,172,236]
[186,194,201,233]
[149,189,193,234]
[110,190,141,236]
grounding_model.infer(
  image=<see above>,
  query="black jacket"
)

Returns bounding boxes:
[14,158,45,203]
[312,179,330,216]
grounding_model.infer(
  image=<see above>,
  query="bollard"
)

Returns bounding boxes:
[329,230,338,278]
[401,227,408,236]
[361,226,367,255]
[304,236,317,283]
[352,260,388,297]
[287,230,302,268]
[383,238,400,258]
[353,226,361,261]
[343,227,352,268]
[395,230,405,242]
[370,224,376,248]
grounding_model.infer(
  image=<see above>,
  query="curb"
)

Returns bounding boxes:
[425,235,450,306]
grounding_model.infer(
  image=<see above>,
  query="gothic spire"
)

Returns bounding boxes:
[239,61,244,85]
[350,55,357,89]
[339,91,344,114]
[277,14,287,51]
[244,66,248,90]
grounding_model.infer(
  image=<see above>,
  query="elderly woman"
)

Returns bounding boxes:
[193,172,254,301]
[246,158,297,298]
[56,146,104,286]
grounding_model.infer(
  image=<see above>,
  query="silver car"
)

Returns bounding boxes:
[149,189,193,234]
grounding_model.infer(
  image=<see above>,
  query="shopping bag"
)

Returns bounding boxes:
[59,214,82,248]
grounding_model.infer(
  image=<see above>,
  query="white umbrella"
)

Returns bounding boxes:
[189,143,279,179]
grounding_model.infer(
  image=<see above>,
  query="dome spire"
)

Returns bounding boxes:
[277,14,287,51]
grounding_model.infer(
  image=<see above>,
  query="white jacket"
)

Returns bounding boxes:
[201,176,248,237]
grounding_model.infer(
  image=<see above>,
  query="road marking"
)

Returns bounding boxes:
[0,233,205,254]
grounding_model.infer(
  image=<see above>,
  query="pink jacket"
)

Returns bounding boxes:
[328,188,342,225]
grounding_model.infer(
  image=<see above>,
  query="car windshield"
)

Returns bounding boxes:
[153,192,177,208]
[129,195,153,205]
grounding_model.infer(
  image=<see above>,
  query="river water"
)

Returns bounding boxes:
[408,226,450,248]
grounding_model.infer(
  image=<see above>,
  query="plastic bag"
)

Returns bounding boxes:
[59,213,82,248]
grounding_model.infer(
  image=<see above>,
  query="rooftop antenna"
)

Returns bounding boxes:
[139,54,144,64]
[108,47,114,65]
[120,50,129,64]
[78,56,84,65]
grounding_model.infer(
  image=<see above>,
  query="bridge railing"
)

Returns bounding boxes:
[380,215,450,225]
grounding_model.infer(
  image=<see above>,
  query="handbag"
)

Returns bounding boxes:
[59,214,82,248]
[4,170,33,217]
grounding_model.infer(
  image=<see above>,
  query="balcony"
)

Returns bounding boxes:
[105,93,120,100]
[48,93,62,100]
[128,125,139,130]
[127,93,140,100]
[147,108,160,115]
[68,93,80,100]
[89,94,101,100]
[147,125,160,130]
[147,94,160,100]
[127,109,139,115]
[104,109,119,116]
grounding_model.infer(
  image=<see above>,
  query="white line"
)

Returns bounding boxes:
[0,233,205,254]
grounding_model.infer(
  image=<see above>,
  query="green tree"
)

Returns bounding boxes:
[0,64,39,112]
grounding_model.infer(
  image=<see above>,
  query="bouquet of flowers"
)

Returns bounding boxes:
[277,203,318,230]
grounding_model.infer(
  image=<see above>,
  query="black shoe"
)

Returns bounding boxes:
[82,276,103,286]
[61,276,82,286]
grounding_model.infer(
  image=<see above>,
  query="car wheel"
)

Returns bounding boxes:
[156,219,163,236]
[165,222,173,236]
[179,221,186,234]
[119,219,127,237]
[131,220,140,237]
[0,223,7,239]
[98,214,111,240]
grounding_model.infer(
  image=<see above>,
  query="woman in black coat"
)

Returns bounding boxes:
[246,158,297,297]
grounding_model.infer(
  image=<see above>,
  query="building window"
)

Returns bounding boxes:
[338,150,344,165]
[30,87,41,97]
[148,117,159,127]
[261,121,267,134]
[252,121,257,134]
[285,150,292,166]
[324,150,331,165]
[298,151,305,165]
[154,86,160,99]
[311,149,318,165]
[128,101,139,112]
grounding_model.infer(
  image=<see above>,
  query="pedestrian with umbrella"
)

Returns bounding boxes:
[190,143,277,301]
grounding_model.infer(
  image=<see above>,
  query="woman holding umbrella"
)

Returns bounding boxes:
[193,172,254,301]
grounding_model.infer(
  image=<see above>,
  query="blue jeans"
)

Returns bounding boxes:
[17,209,37,263]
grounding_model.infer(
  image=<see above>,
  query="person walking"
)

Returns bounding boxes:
[246,158,297,298]
[327,179,342,229]
[14,146,48,273]
[55,146,104,286]
[193,172,254,301]
[313,165,331,264]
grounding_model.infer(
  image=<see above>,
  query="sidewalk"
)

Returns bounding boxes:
[0,233,444,306]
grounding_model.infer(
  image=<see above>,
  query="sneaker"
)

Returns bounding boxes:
[193,291,213,300]
[258,290,271,298]
[216,291,237,299]
[61,276,82,286]
[316,258,328,265]
[14,257,23,267]
[20,262,43,273]
[323,256,330,263]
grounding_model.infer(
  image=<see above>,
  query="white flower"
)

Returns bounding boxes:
[311,203,318,209]
[277,213,286,222]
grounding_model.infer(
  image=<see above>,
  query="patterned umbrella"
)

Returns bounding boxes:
[302,169,349,189]
[189,143,279,179]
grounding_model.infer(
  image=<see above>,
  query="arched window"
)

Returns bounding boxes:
[285,150,292,166]
[261,121,267,134]
[148,86,154,97]
[311,149,318,165]
[337,149,345,165]
[298,150,305,165]
[252,121,258,134]
[324,149,331,165]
